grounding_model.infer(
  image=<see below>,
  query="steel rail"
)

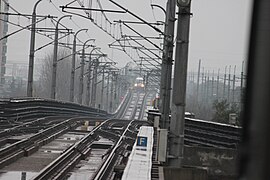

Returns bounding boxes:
[31,118,112,180]
[138,91,149,120]
[0,117,79,168]
[93,120,135,180]
[185,128,239,148]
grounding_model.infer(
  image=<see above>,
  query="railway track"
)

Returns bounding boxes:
[0,90,154,180]
[0,117,68,146]
[0,117,107,178]
[27,119,150,180]
[0,117,88,169]
[121,90,152,120]
[184,118,241,148]
[147,110,241,149]
[0,90,243,180]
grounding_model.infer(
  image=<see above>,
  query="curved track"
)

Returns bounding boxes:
[0,90,156,180]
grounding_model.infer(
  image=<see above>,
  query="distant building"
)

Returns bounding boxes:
[0,0,9,84]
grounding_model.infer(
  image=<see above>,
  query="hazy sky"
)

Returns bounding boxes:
[5,0,252,75]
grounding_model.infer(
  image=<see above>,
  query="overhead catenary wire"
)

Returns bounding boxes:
[35,32,72,52]
[97,0,112,24]
[0,0,73,49]
[0,17,51,39]
[0,17,47,41]
[62,1,137,62]
[2,0,31,21]
[62,0,162,72]
[50,0,92,43]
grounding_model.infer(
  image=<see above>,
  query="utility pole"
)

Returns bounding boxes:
[159,0,176,129]
[196,59,201,105]
[211,70,214,100]
[99,63,112,109]
[239,1,270,177]
[90,55,107,107]
[204,74,207,103]
[201,68,204,102]
[114,73,118,109]
[78,39,94,104]
[232,65,236,103]
[240,61,244,111]
[27,0,43,97]
[106,72,110,111]
[87,47,101,106]
[101,68,105,110]
[228,65,231,103]
[78,49,85,104]
[169,0,192,167]
[117,75,122,106]
[217,68,220,100]
[223,66,227,99]
[110,72,114,112]
[206,71,209,104]
[91,58,99,107]
[70,29,87,102]
[86,55,92,106]
[51,15,71,99]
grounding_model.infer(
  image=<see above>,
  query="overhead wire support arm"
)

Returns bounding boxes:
[138,57,161,69]
[32,27,73,35]
[151,4,166,15]
[0,15,59,41]
[109,0,165,36]
[0,17,47,41]
[62,3,144,68]
[0,12,57,18]
[122,22,162,51]
[133,49,161,69]
[66,0,77,6]
[61,8,94,21]
[60,6,127,14]
[62,1,138,66]
[113,20,163,26]
[128,36,162,60]
[123,35,163,40]
[108,44,158,51]
[137,48,161,66]
[51,18,72,32]
[35,32,72,52]
[33,27,72,31]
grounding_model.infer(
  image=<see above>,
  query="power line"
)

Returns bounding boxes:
[0,17,47,41]
[2,0,31,20]
[50,0,91,43]
[61,0,162,71]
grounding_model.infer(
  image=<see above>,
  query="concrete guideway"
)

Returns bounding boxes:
[121,126,154,180]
